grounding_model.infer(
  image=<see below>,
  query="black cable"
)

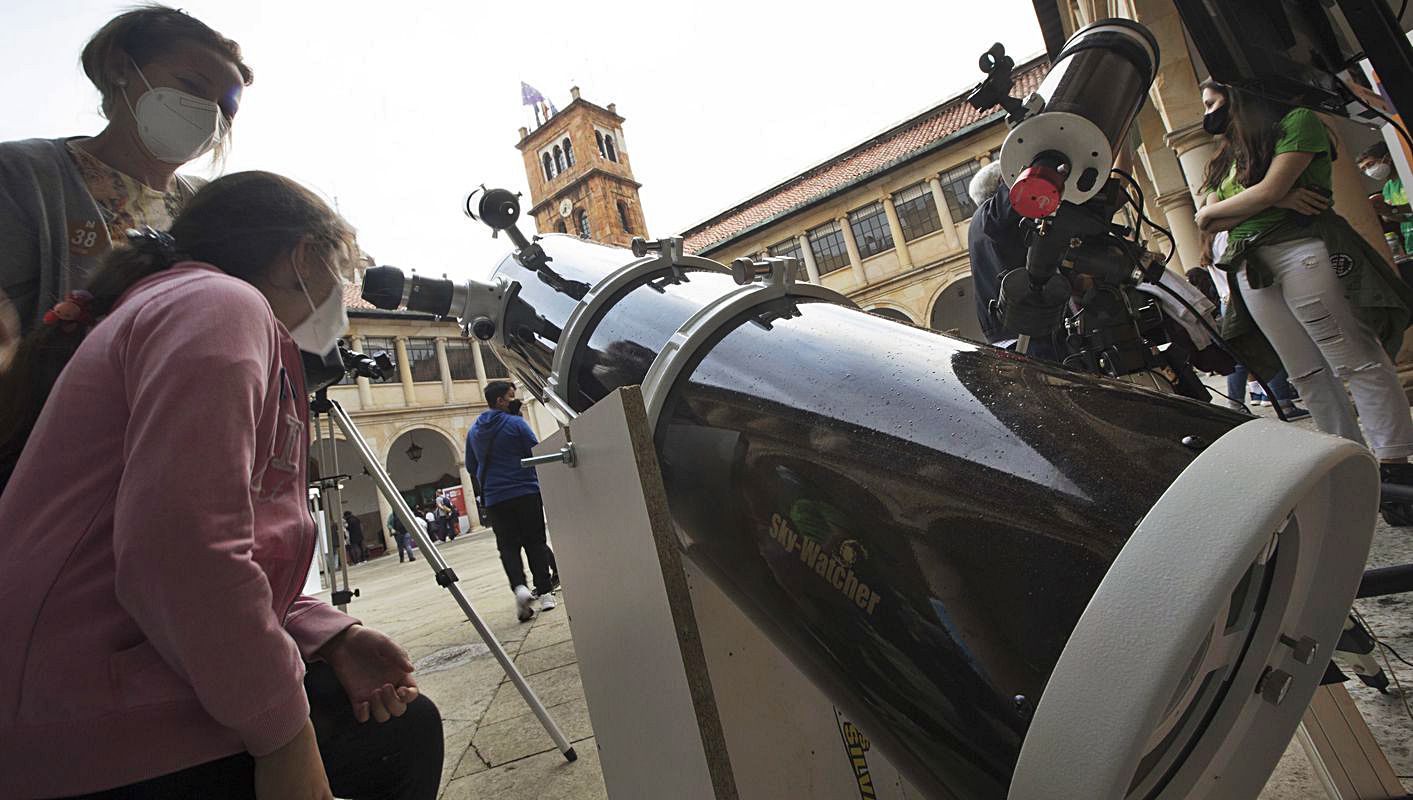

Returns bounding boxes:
[1112,169,1178,264]
[1329,69,1413,154]
[1152,277,1289,422]
[1380,638,1413,670]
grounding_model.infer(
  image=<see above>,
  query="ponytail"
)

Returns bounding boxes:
[0,170,353,488]
[0,232,182,479]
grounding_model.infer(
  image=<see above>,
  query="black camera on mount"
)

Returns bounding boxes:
[301,344,395,397]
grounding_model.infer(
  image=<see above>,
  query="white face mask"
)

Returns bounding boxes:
[122,60,227,165]
[289,263,349,354]
[1365,162,1393,182]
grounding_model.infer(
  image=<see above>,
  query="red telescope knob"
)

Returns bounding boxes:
[1011,164,1065,218]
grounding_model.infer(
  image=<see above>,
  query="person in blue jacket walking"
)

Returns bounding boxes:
[466,381,556,621]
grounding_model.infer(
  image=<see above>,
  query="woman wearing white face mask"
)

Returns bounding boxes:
[0,172,444,798]
[0,5,251,366]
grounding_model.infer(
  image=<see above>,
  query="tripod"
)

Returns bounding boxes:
[308,389,576,762]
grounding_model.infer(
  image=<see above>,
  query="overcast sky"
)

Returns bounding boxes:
[2,0,1046,280]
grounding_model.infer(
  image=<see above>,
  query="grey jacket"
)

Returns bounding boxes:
[0,137,199,333]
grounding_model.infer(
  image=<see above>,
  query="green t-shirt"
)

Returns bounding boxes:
[1216,107,1333,243]
[1381,176,1413,254]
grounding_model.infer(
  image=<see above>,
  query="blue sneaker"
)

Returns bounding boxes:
[1277,402,1310,421]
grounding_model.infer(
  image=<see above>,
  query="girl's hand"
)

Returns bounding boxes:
[1273,187,1330,215]
[317,624,420,723]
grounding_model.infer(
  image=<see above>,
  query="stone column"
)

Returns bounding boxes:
[470,340,489,393]
[1134,105,1202,270]
[881,195,913,269]
[350,334,374,409]
[434,336,453,402]
[797,233,821,283]
[457,461,480,531]
[1166,124,1220,205]
[374,480,395,551]
[1153,190,1204,273]
[394,336,416,405]
[928,177,961,249]
[838,216,868,285]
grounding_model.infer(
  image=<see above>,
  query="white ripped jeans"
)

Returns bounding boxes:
[1240,237,1413,459]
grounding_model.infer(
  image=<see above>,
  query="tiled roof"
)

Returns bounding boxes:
[343,280,375,311]
[681,58,1049,254]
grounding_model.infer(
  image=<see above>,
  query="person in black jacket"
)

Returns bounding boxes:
[966,162,1022,347]
[387,510,415,563]
[342,510,365,564]
[965,163,1063,361]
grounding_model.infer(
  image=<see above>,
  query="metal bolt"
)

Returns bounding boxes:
[1012,694,1033,719]
[1257,667,1294,706]
[1280,635,1319,665]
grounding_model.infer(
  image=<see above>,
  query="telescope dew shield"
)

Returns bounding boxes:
[1000,18,1160,210]
[477,235,1375,798]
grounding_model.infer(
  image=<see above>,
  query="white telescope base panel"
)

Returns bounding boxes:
[1010,419,1379,799]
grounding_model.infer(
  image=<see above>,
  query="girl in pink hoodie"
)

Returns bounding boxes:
[0,172,441,798]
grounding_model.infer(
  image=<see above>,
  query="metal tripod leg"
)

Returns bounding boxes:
[325,398,577,762]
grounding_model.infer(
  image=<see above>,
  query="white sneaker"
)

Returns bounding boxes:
[514,585,534,622]
[538,593,557,613]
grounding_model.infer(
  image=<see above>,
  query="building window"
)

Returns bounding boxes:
[577,209,591,239]
[604,134,618,163]
[562,137,575,167]
[595,129,606,158]
[405,337,440,383]
[807,221,850,275]
[553,145,565,174]
[768,237,809,281]
[445,339,477,380]
[542,153,554,182]
[848,201,894,259]
[556,220,567,233]
[892,183,942,241]
[479,343,509,379]
[618,201,633,233]
[939,161,983,221]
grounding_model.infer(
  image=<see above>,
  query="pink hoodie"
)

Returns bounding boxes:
[0,263,356,797]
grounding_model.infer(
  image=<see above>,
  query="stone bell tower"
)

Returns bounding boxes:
[516,87,647,248]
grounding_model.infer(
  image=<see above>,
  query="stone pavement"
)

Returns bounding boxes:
[320,445,1413,799]
[316,529,607,800]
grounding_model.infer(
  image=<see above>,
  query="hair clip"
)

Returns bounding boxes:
[42,290,97,334]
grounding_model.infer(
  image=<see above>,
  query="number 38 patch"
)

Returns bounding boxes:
[67,220,106,257]
[1330,252,1355,278]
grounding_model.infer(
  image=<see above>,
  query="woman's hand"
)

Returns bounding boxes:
[1195,203,1220,233]
[254,720,333,800]
[317,624,420,723]
[1273,187,1331,215]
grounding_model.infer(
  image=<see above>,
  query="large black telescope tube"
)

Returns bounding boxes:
[467,234,1378,800]
[364,233,1375,797]
[495,237,1175,795]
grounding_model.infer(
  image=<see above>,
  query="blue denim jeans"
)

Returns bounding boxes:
[1226,363,1295,403]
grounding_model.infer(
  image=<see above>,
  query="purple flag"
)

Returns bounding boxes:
[521,82,545,107]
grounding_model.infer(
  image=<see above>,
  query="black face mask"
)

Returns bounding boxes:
[507,399,523,416]
[1203,105,1230,135]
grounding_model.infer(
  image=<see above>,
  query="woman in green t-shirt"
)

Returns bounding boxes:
[1194,81,1413,464]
